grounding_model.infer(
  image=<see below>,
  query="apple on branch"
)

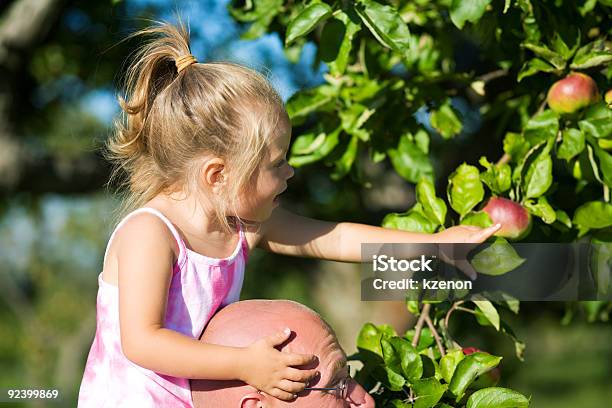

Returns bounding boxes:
[547,72,600,115]
[482,197,531,240]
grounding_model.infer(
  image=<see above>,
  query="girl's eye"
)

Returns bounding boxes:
[275,159,286,168]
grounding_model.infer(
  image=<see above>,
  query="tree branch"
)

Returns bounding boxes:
[424,314,446,357]
[411,303,431,347]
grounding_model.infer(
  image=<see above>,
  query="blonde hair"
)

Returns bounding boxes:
[106,18,286,233]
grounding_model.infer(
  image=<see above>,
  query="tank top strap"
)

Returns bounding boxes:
[103,207,187,270]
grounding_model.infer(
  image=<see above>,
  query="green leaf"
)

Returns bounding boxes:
[470,239,526,276]
[388,135,434,183]
[503,132,530,163]
[523,110,558,146]
[524,196,556,224]
[521,42,566,70]
[473,297,501,330]
[555,209,572,228]
[551,30,580,60]
[479,157,511,194]
[416,178,447,226]
[383,365,407,391]
[440,349,465,384]
[288,126,340,167]
[406,301,420,316]
[570,40,612,69]
[500,294,520,314]
[447,164,485,218]
[430,102,463,139]
[512,140,549,193]
[357,322,397,356]
[404,328,435,351]
[340,103,375,142]
[573,202,612,230]
[229,0,283,22]
[283,39,306,63]
[286,85,335,124]
[331,135,359,180]
[382,204,439,234]
[381,338,408,390]
[579,103,612,142]
[355,0,411,53]
[384,337,423,383]
[449,352,503,402]
[588,137,612,187]
[583,102,612,121]
[291,131,326,155]
[522,151,553,199]
[461,211,494,228]
[285,2,333,46]
[414,128,430,154]
[579,119,612,140]
[412,378,447,408]
[449,0,492,29]
[467,387,530,408]
[557,128,585,161]
[326,10,362,76]
[517,58,558,82]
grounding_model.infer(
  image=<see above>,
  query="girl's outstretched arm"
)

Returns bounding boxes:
[258,207,500,262]
[114,213,317,401]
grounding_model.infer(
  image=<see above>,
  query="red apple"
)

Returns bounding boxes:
[547,72,600,114]
[462,347,480,355]
[482,197,531,240]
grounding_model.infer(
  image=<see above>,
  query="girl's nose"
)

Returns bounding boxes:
[286,163,295,179]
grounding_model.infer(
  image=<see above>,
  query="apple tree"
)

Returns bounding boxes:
[229,0,612,406]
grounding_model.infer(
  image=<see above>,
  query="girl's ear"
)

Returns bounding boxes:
[239,391,267,408]
[201,157,226,192]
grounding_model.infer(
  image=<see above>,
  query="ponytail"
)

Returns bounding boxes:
[106,18,195,213]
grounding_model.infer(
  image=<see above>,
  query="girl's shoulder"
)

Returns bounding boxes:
[106,208,181,265]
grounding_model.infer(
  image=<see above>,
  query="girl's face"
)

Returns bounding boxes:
[236,113,294,222]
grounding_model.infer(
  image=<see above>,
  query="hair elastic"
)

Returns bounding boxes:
[175,54,197,73]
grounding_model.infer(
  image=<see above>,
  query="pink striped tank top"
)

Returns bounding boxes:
[77,207,248,407]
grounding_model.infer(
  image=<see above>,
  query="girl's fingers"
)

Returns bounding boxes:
[264,328,292,347]
[474,223,501,242]
[455,259,478,280]
[269,388,298,402]
[284,367,319,383]
[284,352,317,367]
[276,379,308,394]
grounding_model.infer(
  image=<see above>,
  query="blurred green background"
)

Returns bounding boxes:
[0,0,609,406]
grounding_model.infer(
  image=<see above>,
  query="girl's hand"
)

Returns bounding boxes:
[434,224,501,244]
[239,328,318,401]
[434,224,502,280]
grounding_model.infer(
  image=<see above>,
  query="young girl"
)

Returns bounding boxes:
[77,20,500,407]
